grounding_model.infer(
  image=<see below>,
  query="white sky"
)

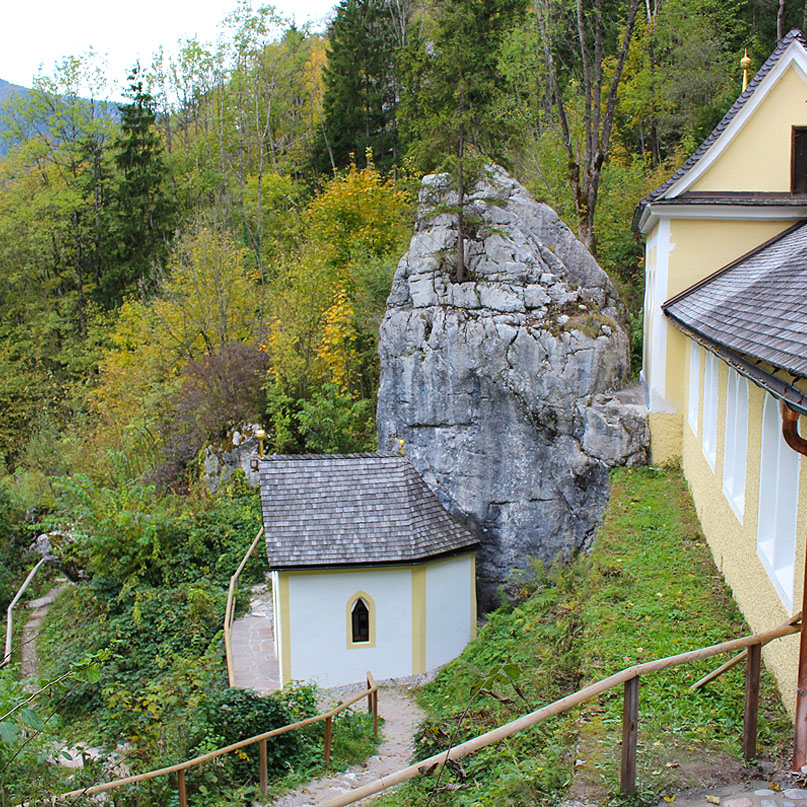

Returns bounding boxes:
[2,0,337,97]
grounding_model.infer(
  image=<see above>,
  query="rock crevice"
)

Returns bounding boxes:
[376,167,648,609]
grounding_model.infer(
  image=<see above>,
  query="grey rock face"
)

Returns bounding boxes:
[376,167,648,609]
[202,426,262,493]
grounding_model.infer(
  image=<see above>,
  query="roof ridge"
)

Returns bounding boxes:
[261,451,399,461]
[632,29,807,231]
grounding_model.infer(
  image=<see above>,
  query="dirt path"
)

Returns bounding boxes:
[20,582,70,688]
[267,685,425,806]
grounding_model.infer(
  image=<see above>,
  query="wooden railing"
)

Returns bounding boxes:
[2,558,45,668]
[223,527,264,686]
[47,672,379,806]
[317,618,801,807]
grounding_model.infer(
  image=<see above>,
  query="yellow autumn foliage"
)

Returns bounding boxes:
[267,162,410,399]
[91,226,265,457]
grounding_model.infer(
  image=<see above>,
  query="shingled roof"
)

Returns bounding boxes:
[663,221,807,378]
[259,453,479,569]
[633,29,807,231]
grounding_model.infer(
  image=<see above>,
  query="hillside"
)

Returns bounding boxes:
[0,78,29,155]
[373,466,790,806]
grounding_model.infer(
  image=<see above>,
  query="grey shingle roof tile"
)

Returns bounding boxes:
[259,452,479,569]
[663,222,807,377]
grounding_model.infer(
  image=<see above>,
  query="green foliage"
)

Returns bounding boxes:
[49,469,263,589]
[192,686,308,780]
[320,0,401,173]
[296,384,375,453]
[105,66,175,306]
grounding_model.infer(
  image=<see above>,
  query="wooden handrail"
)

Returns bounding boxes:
[318,620,801,807]
[690,611,802,692]
[223,527,264,686]
[47,672,379,803]
[2,558,45,668]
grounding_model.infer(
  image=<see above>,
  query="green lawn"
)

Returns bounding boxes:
[375,466,791,807]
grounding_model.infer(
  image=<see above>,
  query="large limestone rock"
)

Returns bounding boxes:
[376,167,648,609]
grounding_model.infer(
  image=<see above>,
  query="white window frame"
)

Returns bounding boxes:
[688,342,700,433]
[701,351,719,469]
[757,393,801,610]
[722,370,748,521]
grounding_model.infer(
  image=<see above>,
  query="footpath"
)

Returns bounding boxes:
[265,685,425,807]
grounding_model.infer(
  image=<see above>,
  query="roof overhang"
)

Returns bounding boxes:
[665,316,807,416]
[638,202,807,234]
[269,544,480,573]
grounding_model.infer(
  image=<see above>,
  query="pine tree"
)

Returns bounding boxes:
[319,0,401,174]
[401,0,527,281]
[104,66,174,305]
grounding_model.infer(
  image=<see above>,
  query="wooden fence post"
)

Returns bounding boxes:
[324,715,333,767]
[178,769,187,807]
[743,643,761,761]
[259,737,268,796]
[367,679,373,714]
[620,675,640,796]
[372,689,378,738]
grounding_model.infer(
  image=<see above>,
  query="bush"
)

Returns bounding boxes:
[192,687,312,781]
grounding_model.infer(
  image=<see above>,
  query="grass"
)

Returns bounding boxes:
[374,465,790,807]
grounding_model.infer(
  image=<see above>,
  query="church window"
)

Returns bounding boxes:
[793,127,807,193]
[757,393,800,609]
[352,598,369,643]
[346,591,376,648]
[722,369,748,520]
[702,351,719,469]
[688,342,700,434]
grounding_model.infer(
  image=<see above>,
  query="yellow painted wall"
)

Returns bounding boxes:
[648,412,682,464]
[660,218,793,425]
[680,347,806,715]
[691,64,807,192]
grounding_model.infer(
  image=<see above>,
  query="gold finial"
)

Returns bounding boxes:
[256,428,266,459]
[741,49,752,92]
[399,438,405,457]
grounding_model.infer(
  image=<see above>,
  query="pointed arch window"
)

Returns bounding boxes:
[346,591,376,648]
[352,598,369,643]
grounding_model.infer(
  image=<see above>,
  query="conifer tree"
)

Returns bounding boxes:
[401,0,527,281]
[320,0,401,173]
[105,66,174,305]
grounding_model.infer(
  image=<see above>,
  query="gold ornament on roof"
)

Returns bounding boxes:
[257,428,266,459]
[399,439,406,456]
[741,49,752,92]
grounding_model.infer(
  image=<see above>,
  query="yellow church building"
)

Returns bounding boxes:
[635,29,807,712]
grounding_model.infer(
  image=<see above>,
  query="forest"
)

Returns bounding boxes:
[0,0,803,802]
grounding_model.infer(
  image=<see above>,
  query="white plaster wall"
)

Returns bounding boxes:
[425,554,473,671]
[287,568,412,687]
[271,571,282,664]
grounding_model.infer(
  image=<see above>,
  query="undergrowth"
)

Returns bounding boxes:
[375,466,790,806]
[13,476,379,806]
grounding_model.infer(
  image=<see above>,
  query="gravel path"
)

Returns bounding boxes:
[662,782,807,807]
[20,582,70,689]
[266,685,426,806]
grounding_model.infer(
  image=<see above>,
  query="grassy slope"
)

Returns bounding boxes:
[376,466,790,807]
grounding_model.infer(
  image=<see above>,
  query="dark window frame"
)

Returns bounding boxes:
[351,597,370,643]
[792,127,807,193]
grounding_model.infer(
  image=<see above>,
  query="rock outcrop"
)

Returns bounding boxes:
[202,426,261,493]
[376,167,648,609]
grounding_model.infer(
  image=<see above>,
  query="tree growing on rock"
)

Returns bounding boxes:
[401,0,527,282]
